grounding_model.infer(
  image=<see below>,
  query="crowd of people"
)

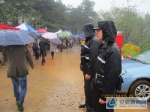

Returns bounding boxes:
[0,20,123,112]
[0,35,76,111]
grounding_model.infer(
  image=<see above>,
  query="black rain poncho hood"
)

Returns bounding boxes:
[96,21,117,42]
[94,20,122,102]
[80,23,101,77]
[82,23,95,39]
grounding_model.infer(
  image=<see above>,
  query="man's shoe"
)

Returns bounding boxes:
[79,104,86,109]
[16,101,24,112]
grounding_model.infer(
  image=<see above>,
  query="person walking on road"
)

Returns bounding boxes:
[0,45,5,67]
[39,37,49,65]
[3,45,34,112]
[59,39,63,52]
[68,39,72,49]
[92,20,122,112]
[80,23,100,112]
[50,42,57,60]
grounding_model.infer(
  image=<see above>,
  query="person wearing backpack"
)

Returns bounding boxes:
[79,23,100,112]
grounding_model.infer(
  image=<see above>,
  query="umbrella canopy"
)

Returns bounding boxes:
[28,31,40,39]
[50,38,62,44]
[67,31,73,36]
[42,32,61,44]
[57,32,70,38]
[0,30,34,46]
[0,24,20,30]
[55,29,62,34]
[16,23,36,31]
[42,32,57,39]
[121,44,140,58]
[38,28,47,33]
[17,23,42,35]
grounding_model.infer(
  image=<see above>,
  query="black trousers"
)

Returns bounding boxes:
[83,71,95,112]
[92,82,114,112]
[60,44,63,52]
[41,51,46,63]
[34,50,39,59]
[51,52,54,58]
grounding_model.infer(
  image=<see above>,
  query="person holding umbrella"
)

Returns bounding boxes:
[49,42,57,60]
[59,38,63,52]
[0,45,5,67]
[4,45,34,112]
[39,37,49,65]
[41,32,62,59]
[0,30,35,112]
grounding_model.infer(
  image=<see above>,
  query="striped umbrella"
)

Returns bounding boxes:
[0,30,34,46]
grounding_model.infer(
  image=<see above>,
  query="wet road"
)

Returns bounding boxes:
[0,45,149,112]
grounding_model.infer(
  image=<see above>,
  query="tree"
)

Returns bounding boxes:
[66,0,99,34]
[98,6,150,52]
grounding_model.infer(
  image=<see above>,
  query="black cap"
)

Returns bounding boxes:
[93,21,102,30]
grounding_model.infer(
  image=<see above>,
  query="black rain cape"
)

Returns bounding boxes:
[95,21,122,100]
[80,23,100,77]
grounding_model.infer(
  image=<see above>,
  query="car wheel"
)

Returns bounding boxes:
[129,80,150,101]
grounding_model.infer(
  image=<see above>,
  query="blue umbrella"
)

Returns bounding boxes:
[0,30,34,46]
[28,31,40,39]
[20,30,40,39]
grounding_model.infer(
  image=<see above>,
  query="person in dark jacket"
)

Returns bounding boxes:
[33,42,40,60]
[0,45,5,66]
[39,37,49,65]
[92,20,122,112]
[80,23,100,112]
[59,39,63,52]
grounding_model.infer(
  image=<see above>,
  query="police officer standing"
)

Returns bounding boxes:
[92,20,122,112]
[80,23,100,112]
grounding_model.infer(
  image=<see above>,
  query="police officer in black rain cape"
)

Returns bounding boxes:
[80,23,100,112]
[92,20,122,112]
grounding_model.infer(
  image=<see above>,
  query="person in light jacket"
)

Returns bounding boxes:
[50,42,56,60]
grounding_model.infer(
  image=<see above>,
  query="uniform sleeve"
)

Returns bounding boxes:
[86,40,100,77]
[100,47,122,101]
